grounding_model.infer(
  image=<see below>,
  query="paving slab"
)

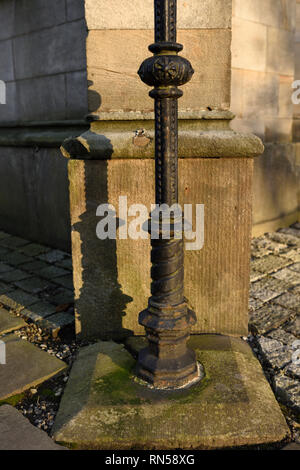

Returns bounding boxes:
[249,304,293,334]
[36,265,69,280]
[274,374,300,413]
[0,281,14,295]
[21,301,57,322]
[37,313,74,338]
[38,250,67,264]
[0,308,26,334]
[14,276,56,294]
[0,251,33,266]
[52,336,289,450]
[0,269,32,282]
[272,292,300,313]
[0,236,30,249]
[0,289,39,312]
[257,336,292,370]
[0,334,67,400]
[0,405,65,450]
[273,268,300,286]
[18,243,50,257]
[251,255,293,275]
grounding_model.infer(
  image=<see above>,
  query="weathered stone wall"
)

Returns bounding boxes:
[85,0,232,117]
[0,0,88,250]
[231,0,300,235]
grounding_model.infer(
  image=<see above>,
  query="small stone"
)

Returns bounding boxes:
[30,388,37,395]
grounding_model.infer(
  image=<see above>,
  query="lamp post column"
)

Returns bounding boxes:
[137,0,199,389]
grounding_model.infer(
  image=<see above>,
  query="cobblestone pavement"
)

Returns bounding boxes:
[249,223,300,444]
[0,225,299,447]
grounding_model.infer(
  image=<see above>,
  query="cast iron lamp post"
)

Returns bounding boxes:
[137,0,199,389]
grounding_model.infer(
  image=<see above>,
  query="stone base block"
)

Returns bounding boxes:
[52,336,289,450]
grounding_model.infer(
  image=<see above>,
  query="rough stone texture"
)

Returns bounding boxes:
[69,157,253,339]
[0,334,67,400]
[87,29,231,115]
[231,0,299,236]
[0,308,26,334]
[0,405,65,450]
[52,337,289,449]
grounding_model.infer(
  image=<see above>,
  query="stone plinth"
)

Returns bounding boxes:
[52,336,289,450]
[63,114,263,340]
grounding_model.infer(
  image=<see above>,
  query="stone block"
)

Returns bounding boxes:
[232,17,267,72]
[19,243,50,257]
[14,21,87,80]
[0,334,67,400]
[234,0,295,30]
[266,28,294,75]
[21,301,58,322]
[37,313,74,338]
[264,118,293,143]
[87,29,231,115]
[252,144,299,230]
[0,405,65,450]
[0,81,18,122]
[85,0,232,30]
[257,336,293,370]
[14,0,66,35]
[249,304,293,334]
[14,277,56,295]
[66,71,88,120]
[272,292,300,313]
[0,252,33,266]
[36,266,69,280]
[0,40,14,82]
[251,254,293,274]
[278,75,294,119]
[17,75,66,122]
[52,337,289,449]
[0,148,71,251]
[66,0,85,21]
[0,281,13,295]
[0,270,32,283]
[69,156,253,340]
[0,290,39,312]
[53,275,73,291]
[274,374,300,412]
[38,250,67,264]
[273,267,300,286]
[0,235,29,249]
[0,0,15,41]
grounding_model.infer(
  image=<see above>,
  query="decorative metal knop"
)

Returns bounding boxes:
[136,0,199,389]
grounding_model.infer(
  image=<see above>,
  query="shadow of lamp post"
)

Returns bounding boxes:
[136,0,201,389]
